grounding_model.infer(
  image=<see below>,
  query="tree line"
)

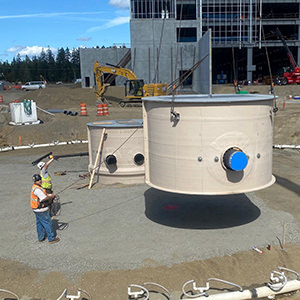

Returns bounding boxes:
[0,47,81,84]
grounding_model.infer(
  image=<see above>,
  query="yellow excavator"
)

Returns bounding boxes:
[94,61,168,107]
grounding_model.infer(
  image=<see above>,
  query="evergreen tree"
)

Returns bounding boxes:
[71,48,80,79]
[3,46,81,83]
[46,46,55,82]
[56,47,66,81]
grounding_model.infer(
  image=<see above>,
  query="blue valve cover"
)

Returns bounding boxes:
[229,151,248,171]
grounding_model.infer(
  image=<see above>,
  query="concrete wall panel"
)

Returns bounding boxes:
[198,30,211,94]
[80,48,131,88]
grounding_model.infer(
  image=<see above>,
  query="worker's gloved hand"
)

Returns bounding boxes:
[49,155,54,159]
[48,193,55,200]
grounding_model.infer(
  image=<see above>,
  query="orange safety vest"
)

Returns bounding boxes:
[31,183,47,209]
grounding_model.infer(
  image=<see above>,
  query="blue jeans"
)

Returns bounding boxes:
[34,210,55,242]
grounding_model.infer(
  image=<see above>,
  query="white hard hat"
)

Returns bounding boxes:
[37,161,45,170]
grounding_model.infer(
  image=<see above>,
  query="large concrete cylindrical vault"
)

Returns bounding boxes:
[142,94,276,195]
[87,119,145,184]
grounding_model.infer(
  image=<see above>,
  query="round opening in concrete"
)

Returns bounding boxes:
[134,153,144,166]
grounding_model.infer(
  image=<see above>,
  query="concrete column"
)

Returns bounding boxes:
[247,47,255,82]
[298,4,300,66]
[298,23,300,66]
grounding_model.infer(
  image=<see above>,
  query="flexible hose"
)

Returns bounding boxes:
[128,284,150,300]
[267,271,287,292]
[182,280,208,298]
[0,288,20,300]
[208,278,243,292]
[23,100,32,115]
[143,282,171,299]
[278,266,300,280]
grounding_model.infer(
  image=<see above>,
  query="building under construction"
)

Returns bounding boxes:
[80,0,300,90]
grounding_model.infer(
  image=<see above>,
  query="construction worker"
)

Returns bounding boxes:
[37,155,54,194]
[37,156,56,216]
[31,174,60,244]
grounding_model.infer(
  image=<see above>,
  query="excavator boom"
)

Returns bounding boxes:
[94,61,139,100]
[94,61,110,100]
[94,61,137,80]
[93,60,168,105]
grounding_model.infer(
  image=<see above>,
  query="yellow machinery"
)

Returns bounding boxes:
[94,61,168,106]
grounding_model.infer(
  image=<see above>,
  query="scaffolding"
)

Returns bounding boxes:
[130,0,261,46]
[128,0,300,82]
[202,0,260,47]
[130,0,175,19]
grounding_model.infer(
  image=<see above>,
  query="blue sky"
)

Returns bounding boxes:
[0,0,130,62]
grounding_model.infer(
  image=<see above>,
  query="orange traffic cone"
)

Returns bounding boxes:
[0,95,3,103]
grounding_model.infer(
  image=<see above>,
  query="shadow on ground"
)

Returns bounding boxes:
[144,188,260,229]
[273,173,300,196]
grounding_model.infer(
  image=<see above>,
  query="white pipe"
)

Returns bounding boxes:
[0,288,20,300]
[36,105,55,116]
[0,140,88,152]
[273,144,300,149]
[191,279,300,300]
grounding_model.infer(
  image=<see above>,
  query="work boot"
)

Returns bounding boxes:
[48,237,60,244]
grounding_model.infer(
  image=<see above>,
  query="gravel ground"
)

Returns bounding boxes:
[2,148,299,275]
[1,146,300,300]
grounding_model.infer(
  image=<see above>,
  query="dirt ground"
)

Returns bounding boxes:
[1,84,300,300]
[1,83,300,147]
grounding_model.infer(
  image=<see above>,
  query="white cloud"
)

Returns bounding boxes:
[0,11,107,20]
[109,0,130,9]
[8,46,58,57]
[105,16,130,28]
[7,45,25,53]
[87,16,129,32]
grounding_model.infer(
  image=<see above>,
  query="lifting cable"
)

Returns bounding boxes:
[232,47,238,93]
[262,24,278,112]
[54,128,139,195]
[256,0,278,113]
[153,3,167,83]
[170,0,184,124]
[168,54,209,93]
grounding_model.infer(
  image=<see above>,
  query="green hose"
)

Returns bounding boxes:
[23,100,32,115]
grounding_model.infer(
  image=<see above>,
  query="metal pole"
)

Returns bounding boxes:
[156,47,159,82]
[199,0,202,38]
[259,0,262,49]
[249,0,252,43]
[171,47,173,83]
[239,0,242,49]
[148,48,151,83]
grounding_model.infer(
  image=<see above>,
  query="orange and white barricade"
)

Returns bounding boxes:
[103,103,109,116]
[80,102,87,116]
[97,103,103,116]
